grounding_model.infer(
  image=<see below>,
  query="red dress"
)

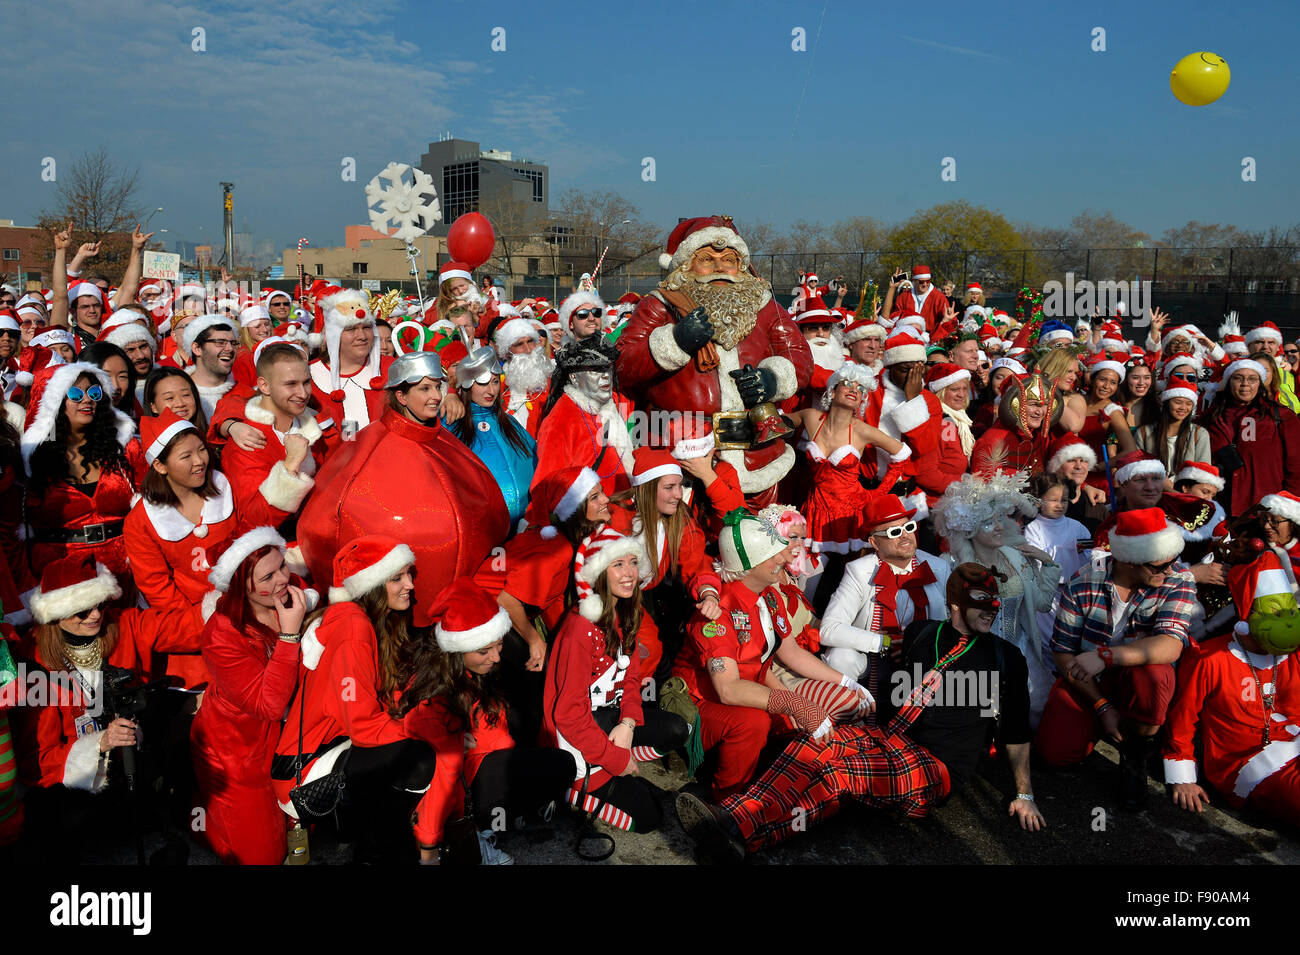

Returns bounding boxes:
[190,612,300,865]
[800,419,869,555]
[1078,403,1123,490]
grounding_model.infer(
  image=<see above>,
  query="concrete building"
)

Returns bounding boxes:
[417,136,549,236]
[0,220,51,287]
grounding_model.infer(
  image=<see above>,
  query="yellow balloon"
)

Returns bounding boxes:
[1170,51,1230,106]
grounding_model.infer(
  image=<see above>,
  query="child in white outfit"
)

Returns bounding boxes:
[1025,473,1091,670]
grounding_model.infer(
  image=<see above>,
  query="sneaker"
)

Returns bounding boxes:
[674,790,745,864]
[477,829,514,865]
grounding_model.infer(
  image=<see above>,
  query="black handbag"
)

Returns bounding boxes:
[288,669,347,820]
[436,775,482,866]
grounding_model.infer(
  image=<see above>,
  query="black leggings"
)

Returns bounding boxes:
[578,707,689,833]
[469,747,576,830]
[338,738,437,860]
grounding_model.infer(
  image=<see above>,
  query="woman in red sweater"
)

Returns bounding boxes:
[542,527,689,832]
[401,578,575,864]
[1204,358,1300,517]
[272,535,438,863]
[190,528,313,865]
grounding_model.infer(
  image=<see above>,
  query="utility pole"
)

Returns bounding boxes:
[221,182,235,273]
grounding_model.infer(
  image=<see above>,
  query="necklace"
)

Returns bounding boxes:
[1243,653,1278,746]
[934,622,978,667]
[64,638,102,670]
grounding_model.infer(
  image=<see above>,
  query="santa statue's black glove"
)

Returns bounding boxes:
[672,307,714,354]
[730,364,778,407]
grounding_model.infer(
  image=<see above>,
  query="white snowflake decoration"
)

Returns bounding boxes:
[364,161,441,243]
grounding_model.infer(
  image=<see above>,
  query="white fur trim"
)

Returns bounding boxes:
[144,417,196,465]
[259,460,315,513]
[300,618,326,671]
[883,343,926,365]
[181,315,236,356]
[576,534,646,588]
[579,592,605,622]
[436,606,511,654]
[632,462,681,486]
[758,355,798,402]
[647,323,692,373]
[927,369,970,393]
[242,395,325,446]
[1223,359,1267,384]
[208,526,286,593]
[672,435,715,460]
[1160,383,1199,402]
[30,561,122,624]
[63,730,109,792]
[664,226,751,274]
[283,545,308,577]
[540,525,559,540]
[1090,360,1126,380]
[105,323,154,351]
[1262,494,1300,527]
[21,362,136,468]
[1109,523,1184,565]
[142,471,235,541]
[555,467,600,522]
[1115,459,1166,485]
[493,317,539,357]
[1163,758,1199,785]
[889,393,933,436]
[844,324,886,344]
[721,443,795,496]
[201,590,220,623]
[558,291,605,332]
[1174,465,1224,492]
[1040,328,1075,345]
[1047,442,1097,474]
[1245,326,1283,344]
[335,543,416,602]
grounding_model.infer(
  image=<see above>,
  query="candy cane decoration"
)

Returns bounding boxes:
[589,245,610,288]
[296,238,309,307]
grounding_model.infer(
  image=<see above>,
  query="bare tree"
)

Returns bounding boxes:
[554,189,661,276]
[35,147,145,280]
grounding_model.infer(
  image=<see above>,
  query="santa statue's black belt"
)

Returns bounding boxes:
[712,411,756,450]
[31,521,124,545]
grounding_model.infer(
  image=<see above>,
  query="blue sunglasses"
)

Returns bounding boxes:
[67,385,104,403]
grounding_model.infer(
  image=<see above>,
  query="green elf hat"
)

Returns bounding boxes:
[719,508,788,575]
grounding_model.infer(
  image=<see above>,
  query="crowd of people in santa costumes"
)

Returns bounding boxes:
[2,209,1300,870]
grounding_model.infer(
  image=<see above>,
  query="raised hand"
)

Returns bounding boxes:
[53,221,73,251]
[132,225,154,250]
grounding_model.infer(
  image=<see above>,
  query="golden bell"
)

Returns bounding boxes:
[750,402,792,444]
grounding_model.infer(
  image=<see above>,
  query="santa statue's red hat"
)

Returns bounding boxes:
[658,215,750,273]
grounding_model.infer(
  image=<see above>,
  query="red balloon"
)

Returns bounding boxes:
[446,213,496,270]
[297,406,510,628]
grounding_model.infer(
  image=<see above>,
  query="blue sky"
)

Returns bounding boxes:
[3,0,1296,254]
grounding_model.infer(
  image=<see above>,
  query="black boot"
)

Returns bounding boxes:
[675,790,745,864]
[1117,736,1155,812]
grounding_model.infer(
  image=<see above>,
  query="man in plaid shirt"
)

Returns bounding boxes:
[1037,507,1195,811]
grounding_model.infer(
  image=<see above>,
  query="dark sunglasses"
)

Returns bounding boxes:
[66,385,104,403]
[573,308,604,320]
[72,602,109,620]
[1142,557,1177,574]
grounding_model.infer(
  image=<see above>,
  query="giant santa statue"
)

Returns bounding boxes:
[615,216,814,506]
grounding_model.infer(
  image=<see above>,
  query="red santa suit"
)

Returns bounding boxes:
[124,471,310,689]
[1163,634,1299,818]
[859,373,943,511]
[23,606,202,792]
[217,396,326,534]
[889,286,950,334]
[528,385,634,518]
[615,285,813,502]
[190,610,301,865]
[541,612,644,793]
[472,526,574,636]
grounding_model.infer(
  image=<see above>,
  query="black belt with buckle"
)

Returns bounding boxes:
[32,521,125,545]
[712,413,755,449]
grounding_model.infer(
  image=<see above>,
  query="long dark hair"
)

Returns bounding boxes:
[1146,397,1197,474]
[77,342,138,415]
[27,374,131,494]
[396,632,507,731]
[449,384,531,456]
[610,478,684,582]
[142,365,211,435]
[594,568,642,661]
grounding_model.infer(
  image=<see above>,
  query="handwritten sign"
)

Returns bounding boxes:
[143,251,180,281]
[361,279,381,291]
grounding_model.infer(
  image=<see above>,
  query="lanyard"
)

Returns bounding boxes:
[1244,656,1278,746]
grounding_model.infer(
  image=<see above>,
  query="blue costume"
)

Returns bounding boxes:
[447,402,537,526]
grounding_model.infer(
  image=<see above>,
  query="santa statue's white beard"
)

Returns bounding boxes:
[505,348,554,395]
[663,267,770,350]
[808,338,845,372]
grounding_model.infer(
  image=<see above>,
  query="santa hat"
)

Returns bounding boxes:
[318,288,380,399]
[1108,507,1185,566]
[1160,325,1202,353]
[239,304,270,328]
[140,408,196,465]
[1112,450,1166,485]
[910,265,932,281]
[438,262,474,287]
[795,296,833,325]
[1174,460,1224,491]
[1221,334,1248,356]
[574,526,648,622]
[436,338,470,370]
[0,312,18,335]
[631,447,682,487]
[21,362,135,468]
[843,318,886,344]
[181,314,236,357]
[67,282,103,305]
[1158,378,1198,404]
[558,290,605,334]
[1096,322,1127,352]
[1222,358,1268,384]
[617,293,639,306]
[252,335,307,368]
[532,466,600,538]
[925,362,970,394]
[989,356,1027,377]
[12,344,59,389]
[667,416,715,461]
[104,321,155,351]
[264,289,293,306]
[1161,354,1203,380]
[430,578,511,654]
[965,282,982,294]
[883,331,926,365]
[719,508,788,575]
[1228,550,1297,639]
[659,215,751,273]
[894,313,927,335]
[208,527,287,595]
[1245,322,1283,346]
[29,554,122,625]
[327,535,415,604]
[1261,491,1300,527]
[1088,351,1128,381]
[1045,433,1098,474]
[1038,319,1075,346]
[978,323,1000,346]
[494,317,539,358]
